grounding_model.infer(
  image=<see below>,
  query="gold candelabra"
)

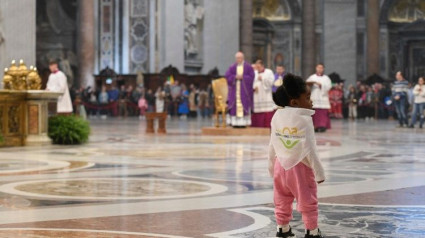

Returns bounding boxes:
[2,59,42,90]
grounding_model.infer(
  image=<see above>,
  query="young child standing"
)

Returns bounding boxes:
[269,74,326,238]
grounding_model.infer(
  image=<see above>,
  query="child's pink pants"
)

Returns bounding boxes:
[273,159,318,230]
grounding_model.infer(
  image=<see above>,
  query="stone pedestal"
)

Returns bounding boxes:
[26,91,62,145]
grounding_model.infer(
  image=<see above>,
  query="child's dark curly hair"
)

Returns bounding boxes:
[272,73,307,107]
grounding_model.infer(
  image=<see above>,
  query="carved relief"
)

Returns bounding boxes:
[0,107,3,132]
[130,0,149,73]
[389,0,425,23]
[253,0,291,21]
[8,105,20,134]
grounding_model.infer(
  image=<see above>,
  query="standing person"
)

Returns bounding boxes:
[392,71,409,127]
[225,52,255,127]
[155,86,165,113]
[118,85,128,117]
[98,86,109,119]
[306,64,332,132]
[207,84,214,118]
[328,84,343,119]
[252,60,275,128]
[171,81,182,117]
[188,84,198,118]
[273,65,286,93]
[365,86,375,121]
[178,84,190,118]
[347,85,358,120]
[46,60,73,115]
[269,74,325,238]
[197,88,208,118]
[409,77,425,128]
[163,82,172,116]
[145,89,155,113]
[107,85,120,117]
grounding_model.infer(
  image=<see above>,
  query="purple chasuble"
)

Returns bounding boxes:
[225,62,255,117]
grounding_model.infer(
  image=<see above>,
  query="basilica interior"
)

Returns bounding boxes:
[0,0,425,238]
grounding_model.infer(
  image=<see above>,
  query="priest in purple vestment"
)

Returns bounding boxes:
[225,52,255,127]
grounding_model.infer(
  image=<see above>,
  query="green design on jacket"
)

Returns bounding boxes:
[279,137,300,149]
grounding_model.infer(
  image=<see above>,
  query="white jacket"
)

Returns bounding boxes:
[253,68,275,113]
[268,107,326,182]
[413,84,425,104]
[46,71,73,113]
[306,74,332,109]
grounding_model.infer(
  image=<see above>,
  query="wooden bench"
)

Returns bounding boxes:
[146,112,167,134]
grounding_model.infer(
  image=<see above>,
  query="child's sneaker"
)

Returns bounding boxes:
[276,226,296,237]
[304,228,323,238]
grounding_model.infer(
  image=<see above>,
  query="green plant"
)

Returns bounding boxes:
[0,134,4,143]
[48,115,90,145]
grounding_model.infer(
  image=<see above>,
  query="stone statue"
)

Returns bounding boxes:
[184,0,204,57]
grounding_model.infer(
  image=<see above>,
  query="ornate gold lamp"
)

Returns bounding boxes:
[2,59,41,90]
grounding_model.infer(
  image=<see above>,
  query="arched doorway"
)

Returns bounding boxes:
[381,0,425,81]
[253,19,275,67]
[252,0,301,73]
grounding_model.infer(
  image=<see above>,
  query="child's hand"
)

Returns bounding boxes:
[317,180,325,184]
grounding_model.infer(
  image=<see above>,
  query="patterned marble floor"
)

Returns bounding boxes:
[0,118,424,238]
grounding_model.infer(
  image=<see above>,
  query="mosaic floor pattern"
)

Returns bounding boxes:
[0,118,424,237]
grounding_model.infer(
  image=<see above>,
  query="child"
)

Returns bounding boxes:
[409,77,425,128]
[269,74,326,238]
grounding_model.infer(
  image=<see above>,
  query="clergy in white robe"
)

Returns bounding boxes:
[251,60,275,128]
[46,61,73,114]
[306,64,332,132]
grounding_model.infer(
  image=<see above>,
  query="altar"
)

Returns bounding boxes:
[0,60,61,147]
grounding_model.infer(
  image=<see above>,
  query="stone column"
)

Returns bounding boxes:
[240,0,253,62]
[302,0,316,79]
[367,0,380,76]
[77,0,95,88]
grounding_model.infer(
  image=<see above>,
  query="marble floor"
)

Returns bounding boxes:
[0,118,424,238]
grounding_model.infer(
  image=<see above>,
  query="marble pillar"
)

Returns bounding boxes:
[77,0,95,88]
[302,0,316,78]
[367,0,380,76]
[323,0,356,85]
[240,0,253,62]
[203,0,239,75]
[159,0,184,72]
[0,0,36,82]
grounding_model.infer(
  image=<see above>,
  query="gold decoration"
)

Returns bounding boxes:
[8,105,20,134]
[27,66,42,90]
[212,78,228,128]
[2,68,13,89]
[389,0,425,23]
[2,60,42,90]
[253,0,291,21]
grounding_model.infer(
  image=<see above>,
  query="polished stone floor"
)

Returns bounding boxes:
[0,118,424,238]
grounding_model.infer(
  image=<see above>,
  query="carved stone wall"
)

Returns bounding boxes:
[99,0,115,70]
[129,0,150,73]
